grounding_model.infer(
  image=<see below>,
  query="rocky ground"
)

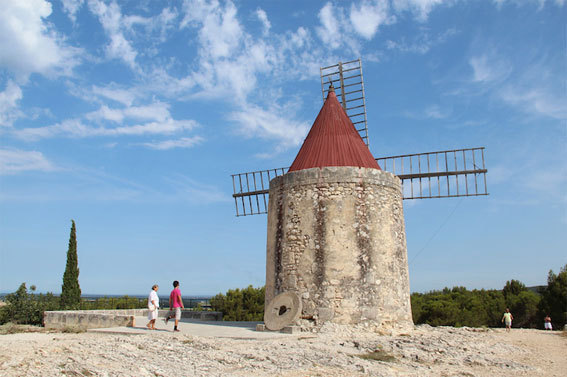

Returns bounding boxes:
[1,324,565,376]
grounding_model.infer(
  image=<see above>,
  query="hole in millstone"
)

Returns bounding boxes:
[278,305,287,316]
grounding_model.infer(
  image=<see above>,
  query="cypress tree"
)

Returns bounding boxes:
[61,220,81,309]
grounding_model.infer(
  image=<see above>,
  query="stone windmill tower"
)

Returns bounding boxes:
[232,59,488,332]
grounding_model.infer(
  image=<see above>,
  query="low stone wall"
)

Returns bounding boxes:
[44,310,135,330]
[44,309,223,330]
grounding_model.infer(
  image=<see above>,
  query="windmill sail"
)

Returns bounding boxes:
[320,59,369,146]
[232,147,488,216]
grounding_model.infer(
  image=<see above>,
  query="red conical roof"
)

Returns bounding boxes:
[288,87,380,172]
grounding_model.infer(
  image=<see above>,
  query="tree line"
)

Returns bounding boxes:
[209,265,566,330]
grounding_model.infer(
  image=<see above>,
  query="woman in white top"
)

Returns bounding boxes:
[146,284,159,330]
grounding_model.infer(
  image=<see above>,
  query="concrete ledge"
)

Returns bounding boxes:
[44,311,135,330]
[43,309,223,330]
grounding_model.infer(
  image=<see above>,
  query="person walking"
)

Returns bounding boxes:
[165,280,184,332]
[502,308,513,332]
[146,284,159,330]
[544,315,552,330]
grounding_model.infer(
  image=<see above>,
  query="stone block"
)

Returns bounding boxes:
[281,326,300,334]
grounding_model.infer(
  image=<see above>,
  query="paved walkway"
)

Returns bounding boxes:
[88,317,293,339]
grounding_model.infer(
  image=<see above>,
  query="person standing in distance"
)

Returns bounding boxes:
[544,315,552,330]
[165,280,184,332]
[146,284,159,330]
[502,308,513,332]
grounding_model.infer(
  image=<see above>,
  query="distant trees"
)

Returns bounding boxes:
[0,283,59,325]
[210,285,265,321]
[411,287,506,328]
[538,264,567,330]
[502,279,540,328]
[411,277,556,329]
[60,220,81,309]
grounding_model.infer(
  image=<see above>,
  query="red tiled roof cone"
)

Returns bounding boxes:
[288,86,381,172]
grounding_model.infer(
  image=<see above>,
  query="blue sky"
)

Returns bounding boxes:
[0,0,565,296]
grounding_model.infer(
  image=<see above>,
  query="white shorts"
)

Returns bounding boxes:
[545,322,552,330]
[147,308,158,320]
[169,307,181,320]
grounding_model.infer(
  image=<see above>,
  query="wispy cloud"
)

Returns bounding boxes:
[0,81,23,127]
[255,8,271,36]
[229,105,310,154]
[13,118,199,141]
[87,0,139,70]
[392,0,446,21]
[469,53,512,83]
[386,28,457,54]
[163,174,231,204]
[61,0,85,23]
[86,102,171,123]
[0,148,56,174]
[140,136,204,150]
[492,0,565,8]
[469,49,565,120]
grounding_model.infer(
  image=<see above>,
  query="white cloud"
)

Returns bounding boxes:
[392,0,447,21]
[469,50,565,119]
[140,136,204,150]
[469,54,512,83]
[349,0,393,40]
[0,80,23,127]
[0,148,55,174]
[424,105,449,119]
[87,0,138,69]
[493,0,565,7]
[386,27,457,54]
[14,117,199,141]
[181,0,243,59]
[316,3,342,50]
[256,8,271,35]
[0,0,81,80]
[499,88,567,120]
[61,0,85,22]
[86,102,171,123]
[229,105,309,152]
[91,85,137,106]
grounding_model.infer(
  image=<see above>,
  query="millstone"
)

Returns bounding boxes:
[263,291,302,331]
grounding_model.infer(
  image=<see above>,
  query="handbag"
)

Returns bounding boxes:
[148,303,156,311]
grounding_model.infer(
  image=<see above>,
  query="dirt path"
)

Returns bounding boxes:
[498,329,567,377]
[0,325,565,376]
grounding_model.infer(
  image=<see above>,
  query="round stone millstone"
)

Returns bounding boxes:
[264,291,302,331]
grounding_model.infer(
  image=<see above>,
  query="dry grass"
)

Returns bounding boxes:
[355,349,396,362]
[59,326,87,333]
[0,323,87,335]
[0,323,45,335]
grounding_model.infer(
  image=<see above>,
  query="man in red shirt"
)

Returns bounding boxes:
[165,280,184,332]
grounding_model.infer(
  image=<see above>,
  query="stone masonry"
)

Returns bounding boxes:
[265,166,413,332]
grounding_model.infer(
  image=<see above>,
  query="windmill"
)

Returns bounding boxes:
[231,58,488,332]
[232,59,488,216]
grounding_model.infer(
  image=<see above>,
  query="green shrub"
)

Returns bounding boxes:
[210,285,265,321]
[0,283,60,325]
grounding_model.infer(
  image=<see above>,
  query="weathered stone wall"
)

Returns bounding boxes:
[43,309,223,329]
[265,167,413,331]
[44,310,135,329]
